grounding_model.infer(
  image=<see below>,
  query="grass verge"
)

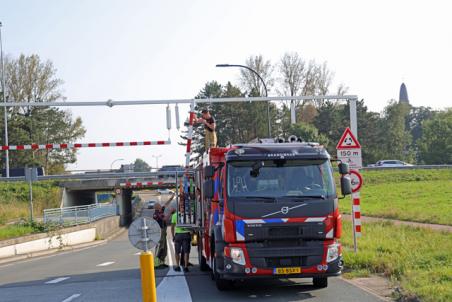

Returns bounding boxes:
[341,220,452,302]
[0,224,36,240]
[0,220,63,241]
[0,181,61,225]
[339,169,452,225]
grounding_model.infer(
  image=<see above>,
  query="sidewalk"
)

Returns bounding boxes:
[342,214,452,232]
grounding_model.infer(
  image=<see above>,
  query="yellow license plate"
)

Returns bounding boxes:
[274,267,301,275]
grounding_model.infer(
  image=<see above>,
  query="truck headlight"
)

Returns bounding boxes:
[327,243,340,263]
[230,247,246,265]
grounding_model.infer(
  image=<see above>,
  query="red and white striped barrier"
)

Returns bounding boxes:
[185,103,196,167]
[0,140,170,151]
[352,192,361,237]
[120,181,172,188]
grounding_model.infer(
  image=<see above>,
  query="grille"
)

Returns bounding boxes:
[268,226,299,237]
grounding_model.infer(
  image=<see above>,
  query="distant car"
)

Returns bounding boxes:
[147,200,157,209]
[369,160,414,168]
[157,188,172,195]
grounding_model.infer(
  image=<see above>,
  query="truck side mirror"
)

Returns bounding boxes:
[340,176,352,197]
[204,166,215,179]
[203,179,215,199]
[338,163,350,175]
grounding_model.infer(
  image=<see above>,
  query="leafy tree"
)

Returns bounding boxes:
[276,52,335,133]
[240,55,274,97]
[297,102,318,124]
[418,109,452,164]
[289,123,329,146]
[278,52,305,102]
[0,54,85,172]
[380,101,413,162]
[133,158,151,172]
[405,106,435,162]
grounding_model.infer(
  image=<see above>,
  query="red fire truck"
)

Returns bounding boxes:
[193,137,352,290]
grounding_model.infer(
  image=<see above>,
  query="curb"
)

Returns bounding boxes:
[0,226,127,266]
[340,276,391,302]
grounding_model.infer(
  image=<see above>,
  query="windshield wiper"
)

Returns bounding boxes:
[280,195,326,200]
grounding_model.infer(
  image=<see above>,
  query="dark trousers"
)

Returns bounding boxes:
[156,227,167,262]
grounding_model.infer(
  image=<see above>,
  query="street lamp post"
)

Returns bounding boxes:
[152,154,162,169]
[110,158,125,170]
[0,22,9,178]
[216,64,271,138]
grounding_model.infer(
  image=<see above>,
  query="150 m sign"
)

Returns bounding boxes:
[336,127,362,169]
[338,149,361,157]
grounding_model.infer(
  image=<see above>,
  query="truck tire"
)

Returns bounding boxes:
[313,277,328,288]
[197,234,209,271]
[213,255,234,291]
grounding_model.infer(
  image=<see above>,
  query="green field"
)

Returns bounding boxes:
[0,181,61,225]
[341,220,452,302]
[339,169,452,225]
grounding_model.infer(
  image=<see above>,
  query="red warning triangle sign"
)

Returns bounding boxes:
[336,127,361,149]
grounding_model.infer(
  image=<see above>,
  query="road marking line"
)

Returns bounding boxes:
[156,238,192,302]
[45,277,70,284]
[134,252,141,255]
[96,261,115,267]
[61,294,81,302]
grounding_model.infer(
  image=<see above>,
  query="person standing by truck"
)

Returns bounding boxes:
[153,204,174,269]
[196,109,217,150]
[171,211,191,272]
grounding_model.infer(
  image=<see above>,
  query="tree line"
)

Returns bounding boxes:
[189,53,451,165]
[0,54,85,174]
[1,53,449,175]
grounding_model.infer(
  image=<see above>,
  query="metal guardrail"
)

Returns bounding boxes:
[362,165,452,170]
[0,170,194,182]
[43,203,117,226]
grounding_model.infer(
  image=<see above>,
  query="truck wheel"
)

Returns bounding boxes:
[313,277,328,288]
[213,256,233,291]
[197,236,209,271]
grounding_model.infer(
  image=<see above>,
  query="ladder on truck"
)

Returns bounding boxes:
[174,169,198,228]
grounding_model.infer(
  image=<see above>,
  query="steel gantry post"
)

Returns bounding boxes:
[0,22,9,177]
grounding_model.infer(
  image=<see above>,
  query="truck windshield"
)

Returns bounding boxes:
[227,159,335,198]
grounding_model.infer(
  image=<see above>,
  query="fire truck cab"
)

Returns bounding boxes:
[194,137,352,290]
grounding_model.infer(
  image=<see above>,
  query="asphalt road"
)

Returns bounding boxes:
[0,192,383,302]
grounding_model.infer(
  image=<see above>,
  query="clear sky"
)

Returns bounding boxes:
[1,0,451,170]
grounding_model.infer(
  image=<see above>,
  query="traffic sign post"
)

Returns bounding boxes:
[25,167,38,222]
[336,128,363,253]
[128,217,161,302]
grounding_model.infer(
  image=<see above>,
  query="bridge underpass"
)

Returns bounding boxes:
[59,174,178,226]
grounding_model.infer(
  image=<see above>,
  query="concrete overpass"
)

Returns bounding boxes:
[60,177,178,225]
[1,171,189,226]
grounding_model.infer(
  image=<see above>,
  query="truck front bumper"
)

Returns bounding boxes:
[219,256,343,280]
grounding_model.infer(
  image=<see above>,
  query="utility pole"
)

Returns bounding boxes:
[0,22,9,178]
[152,154,162,169]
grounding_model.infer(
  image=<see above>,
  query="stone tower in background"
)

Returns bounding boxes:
[399,83,409,104]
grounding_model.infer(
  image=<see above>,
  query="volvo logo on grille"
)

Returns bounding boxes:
[262,203,307,218]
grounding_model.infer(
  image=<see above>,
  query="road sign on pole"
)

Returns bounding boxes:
[336,127,362,169]
[337,128,363,252]
[349,170,363,193]
[25,167,38,222]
